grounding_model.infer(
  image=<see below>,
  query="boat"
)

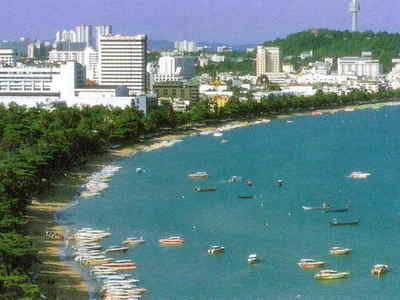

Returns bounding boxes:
[221,139,230,144]
[348,171,371,179]
[135,168,144,173]
[105,246,129,254]
[194,187,217,192]
[247,254,259,264]
[228,176,242,183]
[122,237,146,246]
[371,264,389,276]
[314,269,351,280]
[208,245,225,254]
[277,179,284,187]
[329,247,352,255]
[159,236,185,245]
[238,195,254,199]
[329,218,360,226]
[302,203,330,211]
[298,259,326,269]
[188,172,209,179]
[244,180,253,186]
[325,208,349,213]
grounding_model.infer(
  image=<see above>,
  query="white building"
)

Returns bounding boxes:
[49,47,99,81]
[75,24,92,47]
[0,49,16,66]
[256,46,281,76]
[0,61,83,99]
[174,40,197,52]
[156,55,196,82]
[56,30,77,43]
[209,54,225,63]
[217,46,233,53]
[95,25,112,49]
[99,34,147,95]
[338,57,383,78]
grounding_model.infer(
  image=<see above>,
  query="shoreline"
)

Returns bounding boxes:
[28,98,400,299]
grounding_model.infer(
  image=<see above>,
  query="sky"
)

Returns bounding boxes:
[1,0,400,44]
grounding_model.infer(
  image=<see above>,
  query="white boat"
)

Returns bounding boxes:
[247,254,259,264]
[188,172,209,179]
[314,269,351,280]
[123,237,146,246]
[208,245,225,254]
[348,171,371,179]
[213,132,223,137]
[136,168,145,173]
[329,247,352,255]
[298,258,326,269]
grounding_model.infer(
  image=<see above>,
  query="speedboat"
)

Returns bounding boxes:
[208,245,225,254]
[159,236,185,246]
[188,172,209,179]
[221,139,230,144]
[298,259,326,269]
[105,246,129,254]
[247,254,259,264]
[135,167,144,173]
[302,203,330,211]
[329,218,359,226]
[228,176,242,183]
[122,237,146,246]
[314,269,350,280]
[194,187,217,192]
[213,131,223,137]
[329,247,352,255]
[277,179,284,187]
[348,171,371,179]
[371,264,389,276]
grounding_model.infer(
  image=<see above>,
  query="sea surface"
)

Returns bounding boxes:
[59,105,400,300]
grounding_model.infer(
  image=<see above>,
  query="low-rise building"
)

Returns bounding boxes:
[153,81,199,104]
[337,56,383,78]
[0,49,16,66]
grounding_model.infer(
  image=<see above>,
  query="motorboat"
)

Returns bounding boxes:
[314,269,350,280]
[122,237,146,246]
[329,247,352,255]
[348,171,371,179]
[194,187,217,192]
[277,179,284,187]
[238,195,255,199]
[325,208,349,213]
[159,236,185,245]
[105,246,129,254]
[135,168,144,174]
[244,180,253,186]
[302,203,330,211]
[221,139,230,144]
[208,245,225,254]
[371,264,389,276]
[298,259,326,269]
[329,218,360,226]
[213,131,223,137]
[188,172,209,179]
[247,254,259,264]
[228,176,242,183]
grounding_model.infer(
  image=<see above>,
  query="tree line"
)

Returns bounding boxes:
[0,87,400,298]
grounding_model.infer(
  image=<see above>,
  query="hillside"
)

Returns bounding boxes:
[264,29,400,72]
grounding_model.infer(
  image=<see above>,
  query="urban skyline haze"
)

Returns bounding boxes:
[1,0,400,44]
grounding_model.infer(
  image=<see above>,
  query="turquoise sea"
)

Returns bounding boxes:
[59,105,400,300]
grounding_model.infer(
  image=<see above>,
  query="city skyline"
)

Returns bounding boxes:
[1,0,400,44]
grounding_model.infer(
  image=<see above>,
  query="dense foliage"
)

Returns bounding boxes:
[196,52,255,76]
[265,29,400,72]
[1,87,400,298]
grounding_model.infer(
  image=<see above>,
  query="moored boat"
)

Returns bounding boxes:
[105,246,129,254]
[314,269,351,280]
[244,180,253,186]
[188,172,209,179]
[325,208,349,213]
[329,247,352,255]
[122,237,146,246]
[221,139,230,144]
[329,218,360,226]
[247,254,259,264]
[298,259,326,269]
[159,236,185,245]
[238,195,255,199]
[371,264,389,276]
[194,187,217,192]
[208,245,225,254]
[302,202,330,211]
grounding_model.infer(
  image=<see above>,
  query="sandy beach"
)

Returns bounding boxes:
[26,98,400,299]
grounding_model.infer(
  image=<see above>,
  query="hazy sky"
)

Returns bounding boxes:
[1,0,399,44]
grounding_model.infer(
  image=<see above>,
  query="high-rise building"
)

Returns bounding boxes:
[99,34,147,94]
[256,46,281,76]
[349,0,361,32]
[156,55,196,82]
[338,56,382,78]
[174,40,197,52]
[95,25,112,49]
[56,30,77,43]
[75,25,92,47]
[0,49,16,66]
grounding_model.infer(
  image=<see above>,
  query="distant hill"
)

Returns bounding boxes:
[264,29,400,72]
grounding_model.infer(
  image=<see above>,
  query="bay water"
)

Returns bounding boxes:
[60,105,400,300]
